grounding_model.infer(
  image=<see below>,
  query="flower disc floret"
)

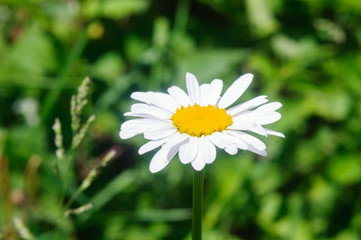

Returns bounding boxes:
[171,104,233,137]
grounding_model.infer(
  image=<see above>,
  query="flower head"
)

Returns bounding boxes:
[119,73,284,173]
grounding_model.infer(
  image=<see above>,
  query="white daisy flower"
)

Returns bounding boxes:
[119,73,284,173]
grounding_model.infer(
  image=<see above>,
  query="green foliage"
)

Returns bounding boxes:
[1,0,361,239]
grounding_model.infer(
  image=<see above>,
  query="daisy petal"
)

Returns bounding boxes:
[120,119,148,133]
[207,79,223,106]
[144,127,177,140]
[225,144,238,155]
[253,112,281,125]
[130,91,162,107]
[198,136,210,164]
[229,131,266,151]
[265,128,285,138]
[139,139,167,155]
[208,132,227,149]
[168,86,191,107]
[131,92,176,112]
[186,72,200,105]
[203,136,216,164]
[125,103,172,120]
[199,84,210,107]
[121,119,164,133]
[209,132,238,154]
[224,131,248,150]
[119,130,139,139]
[233,112,281,125]
[218,73,253,109]
[229,121,268,137]
[248,124,268,136]
[151,92,181,112]
[149,147,178,173]
[149,148,169,173]
[255,102,282,112]
[191,152,206,171]
[162,133,189,149]
[248,146,267,156]
[228,122,251,131]
[227,95,268,116]
[179,137,198,164]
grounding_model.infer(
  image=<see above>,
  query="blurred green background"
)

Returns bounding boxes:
[1,0,361,239]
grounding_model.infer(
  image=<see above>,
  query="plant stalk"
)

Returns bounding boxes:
[192,169,204,240]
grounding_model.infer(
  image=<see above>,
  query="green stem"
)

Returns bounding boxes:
[192,169,204,240]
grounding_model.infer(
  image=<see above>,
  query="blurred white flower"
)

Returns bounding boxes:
[120,73,284,173]
[13,97,40,126]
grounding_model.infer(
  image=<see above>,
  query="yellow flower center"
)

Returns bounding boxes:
[171,104,233,137]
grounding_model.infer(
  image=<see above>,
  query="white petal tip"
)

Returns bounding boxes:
[265,129,285,138]
[119,131,134,139]
[193,167,205,171]
[149,168,159,173]
[186,72,198,82]
[149,160,169,173]
[211,79,223,84]
[130,92,138,99]
[258,151,267,157]
[225,146,238,155]
[191,162,206,171]
[245,73,254,77]
[239,73,253,81]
